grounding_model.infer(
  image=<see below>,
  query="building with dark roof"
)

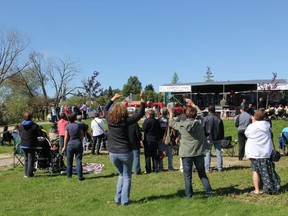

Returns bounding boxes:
[159,79,288,110]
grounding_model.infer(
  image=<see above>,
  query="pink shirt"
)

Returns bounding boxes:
[58,119,69,136]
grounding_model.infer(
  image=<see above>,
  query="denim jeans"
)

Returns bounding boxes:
[91,135,103,155]
[204,141,223,171]
[156,141,165,171]
[66,143,83,179]
[133,148,141,174]
[23,149,36,177]
[110,151,133,205]
[165,144,174,170]
[182,156,212,197]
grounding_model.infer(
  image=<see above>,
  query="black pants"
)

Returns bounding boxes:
[144,141,158,173]
[238,130,247,160]
[23,149,36,177]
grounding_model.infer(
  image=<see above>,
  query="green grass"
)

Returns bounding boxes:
[1,119,288,215]
[1,153,288,216]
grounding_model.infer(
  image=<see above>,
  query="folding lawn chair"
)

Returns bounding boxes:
[13,134,24,166]
[221,136,235,157]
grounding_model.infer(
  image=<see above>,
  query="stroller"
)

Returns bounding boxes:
[48,138,66,174]
[36,137,65,174]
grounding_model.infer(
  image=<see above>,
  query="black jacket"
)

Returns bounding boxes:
[142,117,161,143]
[105,100,145,153]
[19,122,41,148]
[203,113,224,142]
[128,123,142,150]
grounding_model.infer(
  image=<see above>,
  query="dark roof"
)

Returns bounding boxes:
[162,79,287,86]
[161,79,288,94]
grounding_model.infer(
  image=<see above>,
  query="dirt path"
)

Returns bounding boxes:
[0,154,14,169]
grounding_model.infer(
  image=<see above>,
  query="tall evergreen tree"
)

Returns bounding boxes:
[122,76,142,96]
[204,66,214,82]
[171,72,179,84]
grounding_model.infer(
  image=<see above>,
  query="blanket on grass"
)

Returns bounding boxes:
[61,163,104,175]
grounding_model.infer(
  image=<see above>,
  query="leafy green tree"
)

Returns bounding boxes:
[171,72,179,84]
[204,66,214,82]
[122,76,142,96]
[108,86,113,97]
[5,67,50,121]
[145,84,154,92]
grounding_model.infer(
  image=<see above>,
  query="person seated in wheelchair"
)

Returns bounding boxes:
[1,125,13,145]
[48,123,59,151]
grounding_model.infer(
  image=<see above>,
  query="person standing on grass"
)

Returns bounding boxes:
[235,106,251,161]
[203,105,224,173]
[58,113,69,154]
[160,107,175,171]
[91,112,105,155]
[167,102,212,198]
[128,112,142,175]
[142,109,161,173]
[62,113,85,181]
[245,110,280,195]
[19,112,42,178]
[105,92,146,206]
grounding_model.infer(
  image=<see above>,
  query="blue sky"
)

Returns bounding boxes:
[1,0,288,95]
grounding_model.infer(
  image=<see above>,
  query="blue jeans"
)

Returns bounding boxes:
[182,156,212,197]
[66,143,83,179]
[133,148,141,174]
[110,151,133,205]
[165,144,174,170]
[204,141,223,171]
[92,135,103,155]
[23,149,36,177]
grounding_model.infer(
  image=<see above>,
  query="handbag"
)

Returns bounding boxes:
[271,149,281,162]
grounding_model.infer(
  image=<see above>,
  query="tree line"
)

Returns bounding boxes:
[0,29,163,124]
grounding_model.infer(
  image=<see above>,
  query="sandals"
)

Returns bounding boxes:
[250,191,263,195]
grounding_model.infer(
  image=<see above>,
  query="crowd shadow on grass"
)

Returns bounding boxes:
[131,183,288,204]
[131,185,257,203]
[86,172,117,180]
[131,190,186,204]
[212,185,254,196]
[223,165,250,171]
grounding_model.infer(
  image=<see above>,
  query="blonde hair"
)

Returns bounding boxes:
[108,103,128,124]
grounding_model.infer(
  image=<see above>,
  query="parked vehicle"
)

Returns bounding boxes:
[87,108,97,118]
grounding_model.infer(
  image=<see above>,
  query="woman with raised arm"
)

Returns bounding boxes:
[104,92,146,206]
[167,99,212,198]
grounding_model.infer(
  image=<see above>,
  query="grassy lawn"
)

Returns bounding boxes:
[0,119,288,215]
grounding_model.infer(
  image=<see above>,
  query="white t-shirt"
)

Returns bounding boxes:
[91,118,105,136]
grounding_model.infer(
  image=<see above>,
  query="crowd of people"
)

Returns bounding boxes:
[2,92,286,206]
[49,103,89,123]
